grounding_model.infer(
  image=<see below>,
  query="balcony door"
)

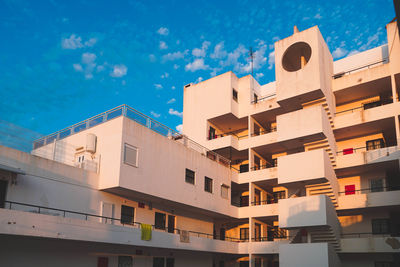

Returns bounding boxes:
[167,215,175,233]
[0,180,7,208]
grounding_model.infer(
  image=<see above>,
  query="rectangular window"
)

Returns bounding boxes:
[185,168,195,184]
[209,126,216,140]
[372,218,390,234]
[272,191,286,203]
[153,257,165,267]
[166,258,174,267]
[370,179,384,192]
[221,184,229,199]
[118,256,132,267]
[120,205,135,225]
[232,89,238,102]
[204,177,213,193]
[366,138,384,151]
[155,212,166,230]
[345,184,356,195]
[240,228,249,241]
[253,93,258,103]
[124,144,138,167]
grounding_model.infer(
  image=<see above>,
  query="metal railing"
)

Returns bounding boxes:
[341,232,400,238]
[2,200,243,242]
[32,104,230,167]
[251,93,277,104]
[332,58,389,79]
[338,186,400,196]
[336,144,385,156]
[335,99,393,116]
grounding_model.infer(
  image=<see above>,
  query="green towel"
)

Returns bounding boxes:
[141,223,152,241]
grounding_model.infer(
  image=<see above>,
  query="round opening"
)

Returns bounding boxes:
[282,42,312,72]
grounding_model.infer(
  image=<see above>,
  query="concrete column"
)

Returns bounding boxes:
[249,182,254,206]
[248,149,254,170]
[249,217,253,243]
[249,254,254,267]
[391,75,400,145]
[248,116,254,136]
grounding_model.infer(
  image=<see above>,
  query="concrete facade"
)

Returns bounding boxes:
[1,21,400,267]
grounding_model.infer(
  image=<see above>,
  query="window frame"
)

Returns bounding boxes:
[155,212,166,230]
[370,178,384,193]
[232,88,238,102]
[204,176,213,193]
[120,205,135,225]
[372,218,390,235]
[221,184,230,199]
[124,143,139,167]
[240,227,249,241]
[185,168,195,185]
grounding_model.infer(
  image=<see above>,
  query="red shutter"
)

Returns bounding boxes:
[343,148,354,155]
[345,185,355,195]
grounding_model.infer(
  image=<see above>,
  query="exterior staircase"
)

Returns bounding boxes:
[309,225,341,251]
[305,182,338,207]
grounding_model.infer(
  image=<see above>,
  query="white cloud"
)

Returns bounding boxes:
[192,41,211,57]
[210,67,222,77]
[167,98,176,104]
[185,58,209,72]
[157,27,169,36]
[82,52,96,64]
[169,108,183,118]
[61,34,83,49]
[173,64,179,69]
[267,51,275,70]
[73,63,83,72]
[154,84,163,89]
[332,47,348,59]
[237,44,268,73]
[85,73,93,80]
[175,124,183,133]
[314,13,322,19]
[149,54,156,62]
[256,73,264,79]
[171,86,176,90]
[62,34,97,49]
[195,77,203,83]
[84,38,97,47]
[110,64,127,77]
[211,42,227,59]
[150,111,161,118]
[96,65,105,72]
[161,72,169,79]
[159,41,168,50]
[162,50,188,62]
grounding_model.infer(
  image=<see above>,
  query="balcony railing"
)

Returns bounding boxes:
[332,58,388,79]
[341,232,400,238]
[207,126,276,141]
[338,186,400,196]
[32,104,230,167]
[2,200,243,242]
[251,93,276,104]
[336,144,385,156]
[334,99,393,116]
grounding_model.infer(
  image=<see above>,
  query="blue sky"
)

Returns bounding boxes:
[0,0,395,137]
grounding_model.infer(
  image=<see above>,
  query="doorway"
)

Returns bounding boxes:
[168,215,175,233]
[0,180,7,208]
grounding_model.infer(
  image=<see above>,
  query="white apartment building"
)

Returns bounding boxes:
[0,21,400,267]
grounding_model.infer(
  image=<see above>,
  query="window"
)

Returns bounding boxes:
[166,258,174,267]
[204,177,213,193]
[153,257,165,267]
[120,205,135,225]
[363,100,382,110]
[372,218,390,234]
[366,138,384,151]
[370,179,384,192]
[345,184,356,195]
[221,184,229,199]
[239,164,249,173]
[124,144,138,167]
[232,89,238,102]
[219,261,225,267]
[240,228,249,241]
[118,256,132,267]
[253,93,258,103]
[155,212,166,230]
[209,126,216,140]
[185,168,195,184]
[272,191,286,203]
[97,257,108,267]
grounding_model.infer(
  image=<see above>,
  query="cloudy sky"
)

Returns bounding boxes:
[0,0,395,137]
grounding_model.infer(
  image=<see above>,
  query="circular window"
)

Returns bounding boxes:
[282,42,312,72]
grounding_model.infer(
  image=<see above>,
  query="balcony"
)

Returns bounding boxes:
[334,102,400,130]
[0,201,240,254]
[337,187,400,210]
[336,145,400,169]
[340,233,400,253]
